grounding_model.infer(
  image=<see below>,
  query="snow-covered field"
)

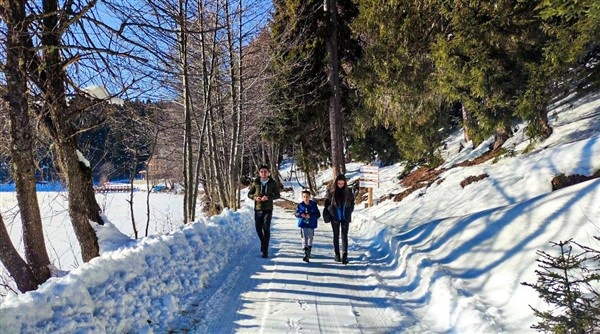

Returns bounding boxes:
[0,191,186,272]
[1,90,599,333]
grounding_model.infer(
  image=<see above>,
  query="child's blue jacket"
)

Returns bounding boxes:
[295,200,320,228]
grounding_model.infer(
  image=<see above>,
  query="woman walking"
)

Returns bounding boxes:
[323,174,354,264]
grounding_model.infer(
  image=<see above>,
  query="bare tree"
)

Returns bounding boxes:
[240,28,285,187]
[1,0,52,290]
[150,103,185,190]
[179,0,195,223]
[224,0,244,210]
[97,0,272,217]
[188,0,273,213]
[2,0,156,271]
[0,213,38,292]
[1,0,209,294]
[101,0,210,222]
[27,0,104,261]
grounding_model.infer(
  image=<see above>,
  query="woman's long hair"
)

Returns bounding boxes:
[332,174,347,206]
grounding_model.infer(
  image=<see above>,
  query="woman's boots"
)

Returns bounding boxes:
[335,251,348,264]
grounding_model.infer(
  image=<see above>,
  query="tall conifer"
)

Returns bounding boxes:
[431,0,545,147]
[351,0,453,166]
[517,0,600,139]
[267,0,329,175]
[267,0,361,176]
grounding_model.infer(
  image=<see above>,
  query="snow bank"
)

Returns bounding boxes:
[0,208,254,333]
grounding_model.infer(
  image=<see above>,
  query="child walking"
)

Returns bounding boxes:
[295,190,320,262]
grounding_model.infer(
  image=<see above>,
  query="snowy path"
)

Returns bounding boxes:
[183,206,398,333]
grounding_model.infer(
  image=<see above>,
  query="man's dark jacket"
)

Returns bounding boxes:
[248,177,280,211]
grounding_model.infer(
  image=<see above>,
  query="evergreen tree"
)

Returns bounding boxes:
[267,0,329,152]
[431,0,546,147]
[351,0,454,166]
[522,239,600,333]
[347,124,400,165]
[517,0,600,139]
[267,0,361,177]
[76,100,156,182]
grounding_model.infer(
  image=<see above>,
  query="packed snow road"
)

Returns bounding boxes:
[183,206,397,333]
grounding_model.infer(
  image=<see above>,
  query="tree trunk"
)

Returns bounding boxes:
[3,0,52,286]
[234,0,244,210]
[40,0,100,261]
[127,154,139,239]
[492,129,510,151]
[0,214,38,292]
[179,0,195,224]
[225,0,243,211]
[462,104,473,143]
[56,145,101,262]
[538,107,553,139]
[324,0,345,177]
[81,161,103,223]
[207,107,228,209]
[8,108,52,283]
[307,170,317,195]
[191,0,216,218]
[269,145,283,188]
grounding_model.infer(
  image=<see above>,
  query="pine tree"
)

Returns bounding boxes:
[522,239,600,333]
[267,0,328,180]
[267,0,361,177]
[517,0,600,140]
[350,0,454,166]
[347,124,400,165]
[431,0,546,147]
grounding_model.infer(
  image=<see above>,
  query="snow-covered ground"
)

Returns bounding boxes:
[1,90,599,333]
[0,191,187,272]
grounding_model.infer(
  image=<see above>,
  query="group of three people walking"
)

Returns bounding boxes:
[247,165,354,264]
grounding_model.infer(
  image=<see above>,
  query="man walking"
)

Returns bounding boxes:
[248,165,280,258]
